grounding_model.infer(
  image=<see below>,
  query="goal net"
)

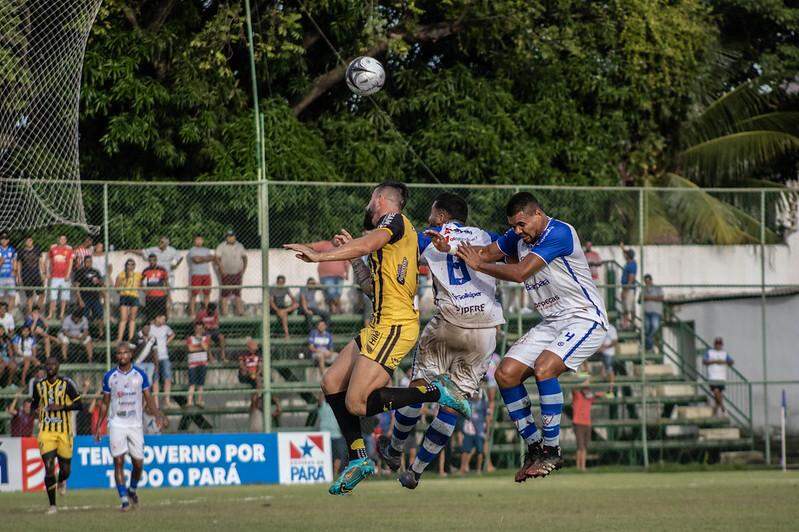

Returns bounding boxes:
[0,0,102,231]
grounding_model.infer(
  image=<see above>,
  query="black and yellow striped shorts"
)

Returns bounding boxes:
[356,321,419,371]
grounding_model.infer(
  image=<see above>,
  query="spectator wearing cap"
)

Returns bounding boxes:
[307,319,336,373]
[141,253,170,322]
[17,237,46,314]
[641,274,664,352]
[583,241,602,283]
[703,337,735,417]
[215,230,247,316]
[619,243,637,329]
[57,307,93,362]
[0,231,18,311]
[309,239,349,314]
[187,234,215,317]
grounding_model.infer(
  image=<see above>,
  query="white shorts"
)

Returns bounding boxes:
[109,424,145,460]
[57,332,92,345]
[506,317,607,372]
[411,315,496,397]
[49,278,71,302]
[0,277,16,297]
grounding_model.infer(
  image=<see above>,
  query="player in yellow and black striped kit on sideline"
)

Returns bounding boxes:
[284,181,470,495]
[31,356,83,514]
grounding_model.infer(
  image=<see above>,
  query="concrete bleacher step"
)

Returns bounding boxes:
[698,427,741,441]
[677,406,714,419]
[651,384,697,397]
[617,341,640,356]
[634,364,677,377]
[720,451,765,465]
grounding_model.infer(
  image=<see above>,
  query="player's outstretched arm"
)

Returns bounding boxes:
[284,229,390,263]
[456,244,545,283]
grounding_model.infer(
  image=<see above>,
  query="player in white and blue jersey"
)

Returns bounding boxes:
[95,342,166,511]
[457,192,608,481]
[374,193,505,489]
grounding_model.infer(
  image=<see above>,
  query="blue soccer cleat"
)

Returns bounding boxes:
[432,375,471,418]
[328,457,375,495]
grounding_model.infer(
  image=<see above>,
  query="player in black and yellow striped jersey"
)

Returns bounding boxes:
[285,182,470,495]
[31,356,83,514]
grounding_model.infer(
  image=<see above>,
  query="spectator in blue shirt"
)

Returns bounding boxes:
[459,390,489,474]
[307,320,337,374]
[620,245,637,329]
[0,232,18,311]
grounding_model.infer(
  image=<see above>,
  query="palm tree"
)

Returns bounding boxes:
[643,81,799,244]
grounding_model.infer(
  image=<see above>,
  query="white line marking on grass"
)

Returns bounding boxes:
[16,495,273,513]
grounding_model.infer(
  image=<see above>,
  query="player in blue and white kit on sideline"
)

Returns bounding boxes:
[373,193,505,489]
[95,342,166,511]
[457,192,608,481]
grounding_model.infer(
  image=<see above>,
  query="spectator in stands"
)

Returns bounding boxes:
[142,253,170,322]
[270,275,298,339]
[238,337,262,390]
[186,322,212,408]
[75,378,95,435]
[309,239,349,314]
[17,237,46,314]
[133,323,156,386]
[72,236,93,270]
[460,389,489,474]
[308,319,337,374]
[0,325,15,386]
[482,353,500,473]
[92,242,111,281]
[703,337,735,417]
[24,305,51,357]
[584,241,602,283]
[195,302,226,360]
[0,232,18,311]
[641,274,664,352]
[115,259,142,342]
[57,308,93,362]
[6,393,35,437]
[0,301,14,336]
[620,245,637,329]
[215,230,247,316]
[150,314,176,408]
[572,375,604,471]
[318,394,346,474]
[74,256,104,337]
[187,235,215,317]
[128,235,182,287]
[299,277,330,331]
[13,324,39,384]
[46,235,73,320]
[598,322,619,396]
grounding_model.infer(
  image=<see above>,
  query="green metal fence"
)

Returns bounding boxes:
[1,179,798,467]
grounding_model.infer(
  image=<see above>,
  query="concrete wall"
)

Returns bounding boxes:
[671,294,799,435]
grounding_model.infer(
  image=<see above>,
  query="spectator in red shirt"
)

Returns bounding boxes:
[72,236,93,271]
[186,322,212,408]
[583,241,602,283]
[141,254,170,322]
[309,240,349,314]
[572,376,605,471]
[195,302,226,360]
[7,394,35,436]
[46,235,73,320]
[238,337,262,390]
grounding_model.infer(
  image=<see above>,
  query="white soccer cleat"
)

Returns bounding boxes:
[46,506,58,515]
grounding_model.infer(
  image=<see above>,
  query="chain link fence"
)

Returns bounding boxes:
[0,180,797,466]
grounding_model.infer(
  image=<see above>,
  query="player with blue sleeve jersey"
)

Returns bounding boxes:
[95,342,166,512]
[376,193,505,489]
[457,192,608,481]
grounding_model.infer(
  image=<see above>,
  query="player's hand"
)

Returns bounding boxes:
[156,412,169,430]
[332,229,353,247]
[423,230,451,253]
[283,243,320,263]
[456,244,483,270]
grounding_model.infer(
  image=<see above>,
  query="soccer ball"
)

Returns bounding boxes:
[345,56,385,96]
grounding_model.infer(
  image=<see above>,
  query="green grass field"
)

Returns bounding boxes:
[2,470,797,531]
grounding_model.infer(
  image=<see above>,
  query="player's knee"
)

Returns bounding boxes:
[320,370,337,395]
[494,363,519,388]
[533,358,559,381]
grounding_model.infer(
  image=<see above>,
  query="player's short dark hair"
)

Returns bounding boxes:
[375,181,408,209]
[505,192,542,218]
[433,192,469,224]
